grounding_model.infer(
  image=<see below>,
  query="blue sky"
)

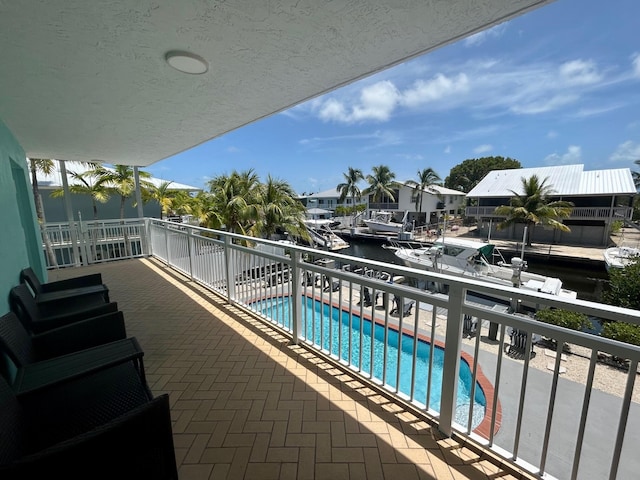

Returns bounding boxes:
[147,0,640,194]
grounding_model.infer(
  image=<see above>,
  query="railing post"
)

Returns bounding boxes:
[223,235,235,302]
[439,282,465,436]
[187,226,194,281]
[290,251,302,344]
[164,221,170,266]
[144,218,152,256]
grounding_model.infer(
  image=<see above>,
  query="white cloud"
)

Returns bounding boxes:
[511,94,578,115]
[464,23,508,47]
[473,144,493,154]
[226,146,240,153]
[632,53,640,78]
[609,141,640,163]
[316,81,399,124]
[558,59,603,86]
[547,131,558,139]
[401,74,470,108]
[444,146,451,154]
[544,145,582,165]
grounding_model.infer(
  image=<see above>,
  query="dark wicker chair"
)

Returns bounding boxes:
[19,267,110,306]
[9,284,118,334]
[0,363,177,479]
[0,311,127,369]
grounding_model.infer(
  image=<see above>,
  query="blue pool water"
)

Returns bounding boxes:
[253,296,486,427]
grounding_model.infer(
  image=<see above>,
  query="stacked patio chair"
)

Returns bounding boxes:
[9,284,118,334]
[462,314,478,338]
[20,267,110,304]
[507,328,535,357]
[0,267,178,477]
[391,295,415,318]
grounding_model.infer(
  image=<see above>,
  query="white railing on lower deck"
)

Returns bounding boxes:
[42,219,147,268]
[150,219,640,479]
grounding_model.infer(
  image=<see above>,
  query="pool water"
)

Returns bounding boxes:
[253,296,486,428]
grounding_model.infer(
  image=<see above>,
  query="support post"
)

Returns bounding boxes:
[291,251,302,344]
[439,283,465,436]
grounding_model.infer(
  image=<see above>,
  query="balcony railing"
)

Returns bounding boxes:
[43,218,640,480]
[466,206,634,221]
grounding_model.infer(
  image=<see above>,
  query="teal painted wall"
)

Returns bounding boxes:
[0,119,46,315]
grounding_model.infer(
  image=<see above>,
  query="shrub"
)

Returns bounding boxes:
[535,308,590,331]
[601,321,640,346]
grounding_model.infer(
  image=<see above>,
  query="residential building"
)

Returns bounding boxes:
[34,161,201,222]
[465,164,636,246]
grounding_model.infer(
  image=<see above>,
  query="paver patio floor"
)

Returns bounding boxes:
[50,258,536,480]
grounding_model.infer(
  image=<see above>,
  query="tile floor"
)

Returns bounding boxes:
[50,258,535,480]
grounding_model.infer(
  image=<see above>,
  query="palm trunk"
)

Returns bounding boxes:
[30,162,58,268]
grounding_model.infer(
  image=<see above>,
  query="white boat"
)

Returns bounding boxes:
[304,219,350,251]
[363,211,407,234]
[603,246,640,271]
[390,237,577,301]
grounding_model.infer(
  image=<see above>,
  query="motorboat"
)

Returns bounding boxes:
[603,246,640,271]
[363,211,408,234]
[303,219,350,251]
[389,236,577,301]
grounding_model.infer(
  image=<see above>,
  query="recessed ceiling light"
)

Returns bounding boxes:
[165,51,208,75]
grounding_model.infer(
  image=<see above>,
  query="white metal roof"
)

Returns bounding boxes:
[1,1,555,167]
[467,164,636,197]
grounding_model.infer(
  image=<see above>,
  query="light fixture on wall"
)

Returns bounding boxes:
[165,51,208,75]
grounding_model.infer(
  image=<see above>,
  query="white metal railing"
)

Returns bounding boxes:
[56,217,640,480]
[41,218,147,268]
[466,205,633,220]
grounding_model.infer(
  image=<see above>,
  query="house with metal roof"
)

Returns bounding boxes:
[33,161,201,222]
[465,164,637,246]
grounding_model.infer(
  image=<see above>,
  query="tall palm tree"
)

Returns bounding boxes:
[51,166,110,220]
[362,164,399,204]
[633,159,640,188]
[28,158,57,267]
[336,167,365,227]
[404,167,441,214]
[255,175,309,241]
[147,181,176,220]
[207,169,261,235]
[91,164,152,220]
[495,175,573,246]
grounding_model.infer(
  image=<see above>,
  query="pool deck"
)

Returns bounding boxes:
[50,257,537,480]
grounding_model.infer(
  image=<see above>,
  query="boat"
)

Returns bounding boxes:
[389,236,577,302]
[303,219,350,251]
[603,246,640,271]
[363,211,408,234]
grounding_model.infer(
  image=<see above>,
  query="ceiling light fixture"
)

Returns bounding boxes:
[165,51,208,75]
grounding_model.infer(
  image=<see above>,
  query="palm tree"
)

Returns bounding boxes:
[632,159,640,188]
[336,167,365,227]
[147,181,176,220]
[404,167,441,217]
[51,165,110,220]
[362,164,399,204]
[90,164,152,220]
[207,169,261,235]
[255,175,309,241]
[28,158,58,267]
[495,175,573,246]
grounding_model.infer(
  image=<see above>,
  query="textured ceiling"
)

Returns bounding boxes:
[0,0,554,166]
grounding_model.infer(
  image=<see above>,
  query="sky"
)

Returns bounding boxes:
[146,0,640,195]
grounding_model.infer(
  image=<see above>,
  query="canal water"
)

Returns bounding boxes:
[340,240,609,302]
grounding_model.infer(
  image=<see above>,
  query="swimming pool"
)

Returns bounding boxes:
[253,295,486,428]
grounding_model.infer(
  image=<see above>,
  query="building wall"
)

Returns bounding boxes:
[0,119,46,314]
[40,188,161,223]
[478,221,608,247]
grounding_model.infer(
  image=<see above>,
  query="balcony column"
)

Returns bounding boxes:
[134,166,144,219]
[58,160,81,267]
[134,166,148,255]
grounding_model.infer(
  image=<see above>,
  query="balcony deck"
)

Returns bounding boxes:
[49,257,534,480]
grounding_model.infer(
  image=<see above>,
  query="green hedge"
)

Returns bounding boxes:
[601,321,640,346]
[535,308,590,331]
